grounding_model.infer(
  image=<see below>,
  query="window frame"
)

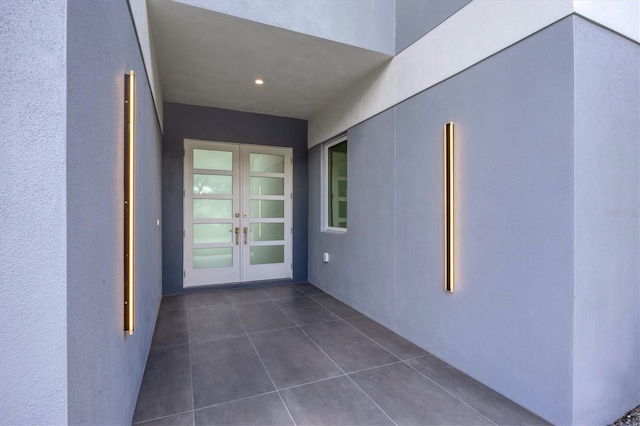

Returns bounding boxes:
[322,135,348,233]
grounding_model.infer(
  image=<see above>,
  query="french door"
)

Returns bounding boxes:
[183,139,292,287]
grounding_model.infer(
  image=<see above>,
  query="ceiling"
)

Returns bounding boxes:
[147,0,392,119]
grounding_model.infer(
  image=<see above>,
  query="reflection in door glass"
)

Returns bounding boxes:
[193,174,232,194]
[193,199,233,219]
[250,245,284,265]
[249,223,284,242]
[249,200,284,218]
[194,149,232,170]
[250,154,284,173]
[250,177,284,196]
[194,224,232,244]
[193,248,232,268]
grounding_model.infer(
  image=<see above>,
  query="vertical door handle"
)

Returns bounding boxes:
[243,227,248,245]
[234,227,240,245]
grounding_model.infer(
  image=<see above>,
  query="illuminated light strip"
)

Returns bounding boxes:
[444,122,454,293]
[125,70,136,334]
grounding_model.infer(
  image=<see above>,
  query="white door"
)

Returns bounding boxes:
[183,139,292,287]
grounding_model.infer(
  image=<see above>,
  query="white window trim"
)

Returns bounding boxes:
[322,135,347,233]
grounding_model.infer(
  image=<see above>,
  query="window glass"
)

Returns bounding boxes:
[327,140,347,229]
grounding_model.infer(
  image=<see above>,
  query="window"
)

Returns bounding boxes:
[323,136,347,231]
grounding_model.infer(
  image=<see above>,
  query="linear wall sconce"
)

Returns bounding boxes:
[444,122,454,293]
[124,70,136,334]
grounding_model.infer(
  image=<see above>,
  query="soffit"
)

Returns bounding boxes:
[147,0,392,119]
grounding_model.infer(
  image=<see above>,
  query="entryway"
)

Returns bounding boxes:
[183,140,293,287]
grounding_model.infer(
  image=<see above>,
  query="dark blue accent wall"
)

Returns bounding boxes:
[162,102,308,294]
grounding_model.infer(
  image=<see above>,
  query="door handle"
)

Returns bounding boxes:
[234,227,240,245]
[243,227,248,245]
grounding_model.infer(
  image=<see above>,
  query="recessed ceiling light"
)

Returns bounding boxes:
[254,79,264,85]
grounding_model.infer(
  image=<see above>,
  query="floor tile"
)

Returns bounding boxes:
[302,320,399,373]
[133,392,194,425]
[134,411,194,426]
[133,345,193,423]
[262,284,306,300]
[250,327,342,389]
[350,362,493,425]
[152,309,189,347]
[159,295,187,313]
[226,287,269,304]
[187,291,229,309]
[407,355,550,425]
[190,335,274,408]
[280,375,393,426]
[295,283,325,295]
[233,300,296,333]
[137,286,543,425]
[311,294,363,318]
[187,305,245,342]
[274,296,338,326]
[347,316,427,359]
[194,392,293,426]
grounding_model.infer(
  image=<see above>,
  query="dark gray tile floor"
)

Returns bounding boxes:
[133,284,549,426]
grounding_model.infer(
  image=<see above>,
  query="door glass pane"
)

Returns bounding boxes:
[194,199,232,219]
[194,224,232,244]
[250,245,284,265]
[250,177,284,196]
[250,223,284,242]
[250,200,284,218]
[194,149,232,170]
[193,174,232,195]
[193,248,232,268]
[250,154,284,173]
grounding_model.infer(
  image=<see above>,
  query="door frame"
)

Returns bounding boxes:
[183,139,293,287]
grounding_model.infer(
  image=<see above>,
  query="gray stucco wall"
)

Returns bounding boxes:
[66,0,163,424]
[178,0,395,55]
[571,18,640,425]
[163,103,308,295]
[309,110,397,325]
[0,1,69,424]
[310,17,578,424]
[395,0,471,53]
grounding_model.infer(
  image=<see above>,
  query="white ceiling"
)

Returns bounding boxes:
[147,0,392,119]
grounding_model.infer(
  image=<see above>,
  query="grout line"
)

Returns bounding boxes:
[271,296,340,327]
[290,317,342,328]
[296,326,347,374]
[246,324,299,335]
[275,373,347,393]
[341,317,408,361]
[295,325,398,426]
[171,287,495,426]
[344,375,398,426]
[192,390,280,412]
[187,330,248,345]
[228,301,298,426]
[186,299,196,423]
[263,289,307,301]
[403,361,498,426]
[344,359,406,376]
[225,287,269,305]
[401,353,432,363]
[132,409,194,425]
